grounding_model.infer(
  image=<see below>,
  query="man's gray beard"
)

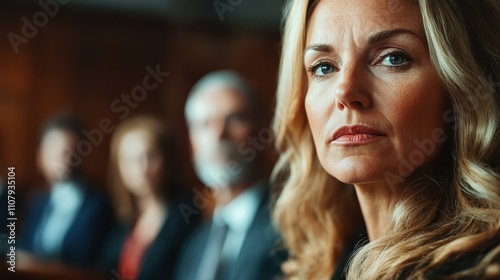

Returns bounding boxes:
[193,141,255,189]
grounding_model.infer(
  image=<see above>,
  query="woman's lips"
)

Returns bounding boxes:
[331,125,386,144]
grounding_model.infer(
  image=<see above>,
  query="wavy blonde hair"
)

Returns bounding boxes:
[272,0,500,279]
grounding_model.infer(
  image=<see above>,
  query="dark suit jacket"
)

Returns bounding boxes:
[99,196,201,280]
[173,191,286,280]
[21,179,114,268]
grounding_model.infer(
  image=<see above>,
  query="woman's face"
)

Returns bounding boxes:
[304,0,448,186]
[118,129,165,198]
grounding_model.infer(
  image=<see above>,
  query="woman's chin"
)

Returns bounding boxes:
[324,161,391,186]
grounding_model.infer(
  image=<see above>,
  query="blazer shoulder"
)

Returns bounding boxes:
[426,242,500,279]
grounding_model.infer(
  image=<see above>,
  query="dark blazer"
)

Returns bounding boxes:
[331,225,368,280]
[173,190,286,280]
[99,196,201,280]
[331,224,498,280]
[21,179,114,268]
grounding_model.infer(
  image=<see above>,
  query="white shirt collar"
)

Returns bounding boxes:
[36,180,85,257]
[49,181,84,212]
[213,181,265,233]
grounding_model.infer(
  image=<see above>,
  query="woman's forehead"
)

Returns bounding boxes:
[306,0,423,42]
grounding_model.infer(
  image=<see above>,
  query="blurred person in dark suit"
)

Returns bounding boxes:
[100,116,199,280]
[21,115,114,268]
[174,71,286,280]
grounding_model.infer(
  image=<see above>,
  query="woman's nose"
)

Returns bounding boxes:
[333,64,372,110]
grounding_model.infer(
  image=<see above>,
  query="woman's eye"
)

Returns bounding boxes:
[381,52,410,67]
[312,63,335,77]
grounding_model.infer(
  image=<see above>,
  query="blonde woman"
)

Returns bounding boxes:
[272,0,500,279]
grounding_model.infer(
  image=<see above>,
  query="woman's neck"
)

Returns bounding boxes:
[133,196,167,244]
[354,182,401,240]
[137,195,165,214]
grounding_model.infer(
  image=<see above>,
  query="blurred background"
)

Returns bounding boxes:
[0,0,282,193]
[0,0,284,278]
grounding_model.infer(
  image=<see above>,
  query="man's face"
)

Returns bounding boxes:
[187,86,255,188]
[38,129,78,184]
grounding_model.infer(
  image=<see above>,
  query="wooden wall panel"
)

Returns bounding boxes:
[0,8,280,194]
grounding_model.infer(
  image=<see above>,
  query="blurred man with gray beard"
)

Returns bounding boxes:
[174,71,285,280]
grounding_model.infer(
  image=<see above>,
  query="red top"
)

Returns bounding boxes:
[118,232,150,280]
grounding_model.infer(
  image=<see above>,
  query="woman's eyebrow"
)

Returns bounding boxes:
[368,28,421,45]
[304,44,333,56]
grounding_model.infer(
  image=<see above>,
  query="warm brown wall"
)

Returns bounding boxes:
[0,6,281,193]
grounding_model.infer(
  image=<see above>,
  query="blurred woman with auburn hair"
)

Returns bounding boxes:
[272,0,500,279]
[102,115,198,280]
